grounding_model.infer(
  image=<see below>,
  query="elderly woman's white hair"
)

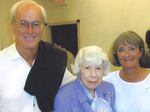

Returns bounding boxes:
[72,46,110,76]
[10,0,47,23]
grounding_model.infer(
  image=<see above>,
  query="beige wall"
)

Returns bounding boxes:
[1,0,150,70]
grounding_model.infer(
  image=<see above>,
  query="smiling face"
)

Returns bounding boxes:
[79,63,104,93]
[117,42,142,70]
[12,3,44,51]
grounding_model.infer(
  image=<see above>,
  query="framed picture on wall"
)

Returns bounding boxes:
[47,19,80,56]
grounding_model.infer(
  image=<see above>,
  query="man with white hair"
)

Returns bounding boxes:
[0,0,74,111]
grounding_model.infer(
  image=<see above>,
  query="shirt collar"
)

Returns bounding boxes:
[75,76,99,104]
[7,43,24,60]
[79,79,97,101]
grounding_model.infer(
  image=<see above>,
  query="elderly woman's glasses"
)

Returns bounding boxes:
[15,20,45,31]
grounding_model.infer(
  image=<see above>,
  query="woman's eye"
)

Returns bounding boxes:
[85,66,89,69]
[118,48,125,52]
[97,67,103,71]
[129,47,136,51]
[97,67,100,69]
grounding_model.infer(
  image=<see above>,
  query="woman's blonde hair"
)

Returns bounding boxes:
[109,31,145,66]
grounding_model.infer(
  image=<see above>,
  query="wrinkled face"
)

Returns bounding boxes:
[117,42,142,69]
[79,63,104,93]
[12,4,44,50]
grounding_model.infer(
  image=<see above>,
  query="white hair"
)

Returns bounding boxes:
[72,46,110,76]
[10,0,47,23]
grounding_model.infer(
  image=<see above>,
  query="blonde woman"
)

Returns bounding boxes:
[104,31,150,112]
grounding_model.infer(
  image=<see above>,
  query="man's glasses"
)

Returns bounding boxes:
[15,20,45,31]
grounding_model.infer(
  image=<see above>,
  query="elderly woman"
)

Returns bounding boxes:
[54,46,115,112]
[104,31,150,112]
